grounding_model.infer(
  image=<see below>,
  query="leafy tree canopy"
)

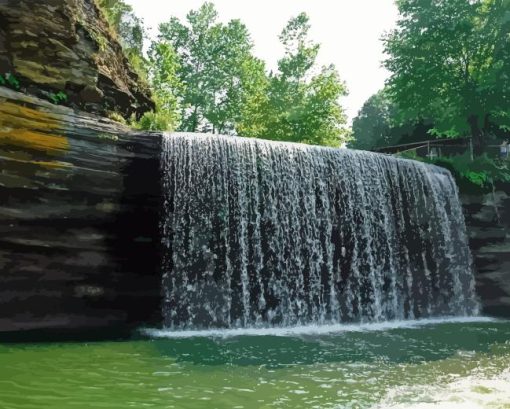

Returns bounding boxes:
[350,88,433,150]
[351,90,396,150]
[383,0,510,154]
[151,6,349,145]
[156,3,263,134]
[240,13,350,147]
[98,2,350,144]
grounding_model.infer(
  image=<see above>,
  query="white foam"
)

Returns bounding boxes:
[373,369,510,409]
[142,316,498,339]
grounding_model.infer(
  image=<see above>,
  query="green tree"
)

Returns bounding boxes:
[350,89,432,150]
[235,57,271,138]
[156,3,264,134]
[350,90,397,150]
[244,13,349,147]
[384,0,510,155]
[137,42,182,131]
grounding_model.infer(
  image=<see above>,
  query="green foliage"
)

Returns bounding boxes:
[384,0,510,153]
[95,2,350,144]
[234,57,271,138]
[91,31,108,52]
[48,91,68,105]
[96,0,148,79]
[156,3,262,134]
[0,73,20,90]
[429,153,510,188]
[400,151,510,189]
[135,110,179,132]
[351,89,398,150]
[107,111,127,125]
[139,42,182,131]
[151,5,349,146]
[97,132,119,142]
[238,13,350,146]
[350,88,434,151]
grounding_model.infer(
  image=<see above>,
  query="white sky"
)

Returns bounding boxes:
[124,0,399,122]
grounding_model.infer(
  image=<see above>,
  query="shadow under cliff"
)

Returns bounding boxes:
[0,88,163,341]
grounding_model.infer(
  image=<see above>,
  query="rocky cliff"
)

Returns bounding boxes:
[0,0,154,120]
[0,87,162,339]
[462,188,510,318]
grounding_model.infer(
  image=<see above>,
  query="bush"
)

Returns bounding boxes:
[48,91,68,105]
[107,111,128,125]
[428,153,510,189]
[398,150,510,191]
[134,110,178,132]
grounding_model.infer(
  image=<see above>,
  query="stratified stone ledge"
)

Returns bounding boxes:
[461,189,510,318]
[0,87,163,338]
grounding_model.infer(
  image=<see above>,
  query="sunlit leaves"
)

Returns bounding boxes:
[152,5,349,146]
[246,14,349,147]
[384,0,510,149]
[156,3,260,134]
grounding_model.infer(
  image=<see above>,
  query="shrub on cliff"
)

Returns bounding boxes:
[0,73,20,90]
[95,0,147,78]
[430,153,510,190]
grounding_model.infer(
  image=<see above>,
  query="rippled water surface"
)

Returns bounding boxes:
[1,319,510,409]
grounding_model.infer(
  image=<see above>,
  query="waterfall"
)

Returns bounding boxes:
[161,133,479,330]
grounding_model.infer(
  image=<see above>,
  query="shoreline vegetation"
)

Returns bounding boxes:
[94,0,510,152]
[96,0,350,147]
[96,0,510,190]
[1,0,508,182]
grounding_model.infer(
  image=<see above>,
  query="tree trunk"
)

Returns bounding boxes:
[468,115,484,156]
[192,108,199,132]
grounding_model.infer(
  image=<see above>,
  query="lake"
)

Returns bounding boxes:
[1,318,509,408]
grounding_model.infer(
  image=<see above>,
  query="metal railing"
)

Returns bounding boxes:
[372,138,508,161]
[374,137,472,158]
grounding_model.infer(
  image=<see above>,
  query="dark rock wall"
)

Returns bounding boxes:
[0,87,162,337]
[1,86,509,340]
[0,0,154,119]
[462,188,510,318]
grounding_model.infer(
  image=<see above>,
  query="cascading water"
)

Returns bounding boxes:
[161,133,479,330]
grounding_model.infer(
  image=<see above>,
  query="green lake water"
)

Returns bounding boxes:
[1,318,510,409]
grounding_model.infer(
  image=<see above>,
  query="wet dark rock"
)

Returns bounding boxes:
[80,85,104,104]
[0,0,154,120]
[461,188,510,318]
[0,87,163,339]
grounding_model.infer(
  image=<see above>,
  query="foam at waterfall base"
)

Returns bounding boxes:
[373,365,510,409]
[143,316,496,339]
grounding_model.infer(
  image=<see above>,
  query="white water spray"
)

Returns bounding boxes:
[161,133,478,330]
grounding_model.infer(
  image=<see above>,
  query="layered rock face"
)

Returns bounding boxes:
[0,86,509,339]
[0,87,162,338]
[0,0,154,119]
[462,189,510,318]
